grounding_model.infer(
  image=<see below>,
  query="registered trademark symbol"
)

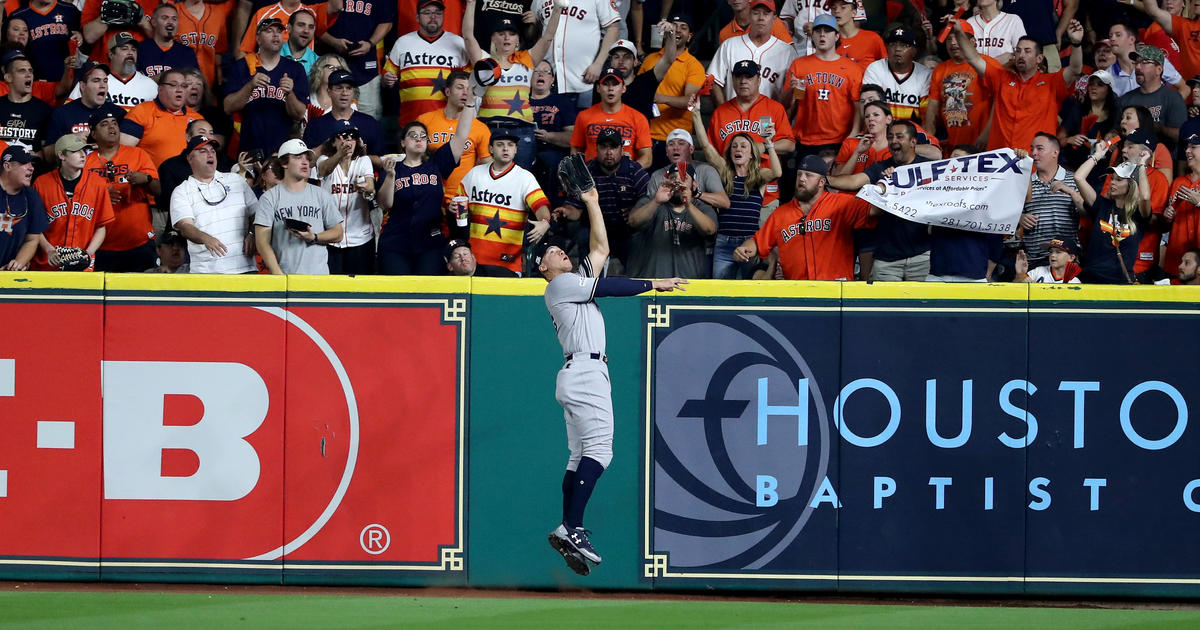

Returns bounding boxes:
[359,524,390,555]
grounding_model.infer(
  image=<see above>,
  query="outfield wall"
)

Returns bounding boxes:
[1,274,1198,597]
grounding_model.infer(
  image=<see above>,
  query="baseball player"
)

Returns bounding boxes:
[530,180,686,576]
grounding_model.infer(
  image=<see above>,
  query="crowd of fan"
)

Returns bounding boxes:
[0,0,1198,285]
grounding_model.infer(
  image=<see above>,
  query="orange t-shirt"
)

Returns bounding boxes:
[173,0,232,88]
[570,103,652,161]
[85,146,159,251]
[416,109,492,207]
[837,29,886,70]
[707,95,795,205]
[983,66,1071,152]
[640,49,706,141]
[719,17,793,44]
[785,54,862,146]
[752,191,875,280]
[1165,174,1200,276]
[240,2,331,54]
[31,168,116,270]
[123,100,204,166]
[929,58,994,153]
[1171,16,1200,83]
[834,137,890,174]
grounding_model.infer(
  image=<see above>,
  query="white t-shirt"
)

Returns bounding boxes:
[169,171,259,274]
[708,34,798,101]
[535,0,620,94]
[1026,266,1081,283]
[862,59,931,121]
[967,12,1027,60]
[316,154,376,248]
[69,73,158,111]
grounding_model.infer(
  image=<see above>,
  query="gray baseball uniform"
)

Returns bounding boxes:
[545,255,614,470]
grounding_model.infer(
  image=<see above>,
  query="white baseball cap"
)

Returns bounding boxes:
[666,129,693,146]
[277,138,313,158]
[1088,69,1115,87]
[1110,161,1139,179]
[609,39,637,56]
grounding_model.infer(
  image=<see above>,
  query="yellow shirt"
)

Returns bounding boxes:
[416,109,493,207]
[639,49,706,142]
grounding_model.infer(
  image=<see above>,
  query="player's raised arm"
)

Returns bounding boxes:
[578,187,610,274]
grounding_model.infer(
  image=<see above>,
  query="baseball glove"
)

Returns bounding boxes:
[55,247,92,272]
[557,154,595,197]
[100,0,144,27]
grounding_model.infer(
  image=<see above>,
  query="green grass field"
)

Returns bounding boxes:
[1,592,1199,629]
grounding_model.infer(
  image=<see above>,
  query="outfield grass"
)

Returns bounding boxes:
[1,592,1199,629]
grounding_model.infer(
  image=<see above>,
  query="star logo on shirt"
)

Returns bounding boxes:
[504,91,526,115]
[430,70,447,95]
[0,213,20,234]
[485,210,504,237]
[54,14,63,22]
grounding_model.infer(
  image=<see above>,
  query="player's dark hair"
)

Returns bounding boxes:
[889,119,918,140]
[860,83,885,102]
[863,100,892,119]
[1033,132,1060,150]
[444,70,470,94]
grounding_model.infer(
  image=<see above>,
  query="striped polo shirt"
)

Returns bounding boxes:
[1022,166,1080,268]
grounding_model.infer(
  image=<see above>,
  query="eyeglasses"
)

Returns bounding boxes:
[199,180,229,206]
[533,69,554,76]
[161,82,183,88]
[406,133,428,140]
[336,132,358,140]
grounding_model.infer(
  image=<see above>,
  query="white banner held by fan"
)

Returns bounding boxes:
[855,149,1032,235]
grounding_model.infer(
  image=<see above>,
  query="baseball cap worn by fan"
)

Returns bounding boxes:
[332,119,360,138]
[1124,128,1157,150]
[596,127,623,147]
[666,128,693,146]
[748,0,775,12]
[492,17,519,36]
[1187,133,1200,145]
[1047,237,1079,257]
[77,61,110,83]
[731,59,759,77]
[55,134,87,155]
[278,138,313,158]
[489,125,519,143]
[88,109,121,129]
[183,135,220,157]
[667,13,690,27]
[257,17,284,33]
[609,39,637,56]
[157,229,186,248]
[1110,162,1140,179]
[1129,43,1165,66]
[416,0,444,9]
[797,154,829,177]
[812,14,837,32]
[109,31,137,50]
[327,69,357,87]
[1,145,32,165]
[443,238,470,263]
[597,67,623,85]
[0,50,25,68]
[885,27,917,47]
[1089,69,1115,87]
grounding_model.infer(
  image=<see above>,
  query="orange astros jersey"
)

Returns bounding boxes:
[753,191,874,281]
[31,168,116,270]
[707,95,794,205]
[173,0,232,89]
[86,146,159,252]
[785,55,862,146]
[386,31,467,125]
[458,162,549,272]
[417,109,491,208]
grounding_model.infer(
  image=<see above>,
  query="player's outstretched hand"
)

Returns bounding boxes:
[652,277,688,292]
[580,187,599,205]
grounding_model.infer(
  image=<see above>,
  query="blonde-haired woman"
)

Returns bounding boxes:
[1074,142,1151,284]
[692,106,780,279]
[307,54,352,119]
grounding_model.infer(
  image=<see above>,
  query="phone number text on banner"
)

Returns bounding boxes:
[855,149,1032,235]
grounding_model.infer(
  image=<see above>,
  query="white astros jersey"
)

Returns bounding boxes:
[778,0,832,56]
[535,0,620,94]
[862,58,931,121]
[545,255,606,356]
[967,12,1027,60]
[708,34,798,101]
[459,162,550,271]
[68,73,158,111]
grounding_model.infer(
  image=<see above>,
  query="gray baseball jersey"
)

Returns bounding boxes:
[545,256,607,356]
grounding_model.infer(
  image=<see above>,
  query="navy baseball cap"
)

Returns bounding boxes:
[0,49,26,68]
[156,229,186,247]
[797,154,829,178]
[183,135,220,157]
[492,18,519,35]
[597,67,624,85]
[1047,237,1079,257]
[332,119,360,138]
[1186,133,1200,146]
[885,26,917,47]
[731,60,759,76]
[667,13,691,27]
[489,126,520,143]
[1,146,33,165]
[665,161,697,178]
[596,127,623,147]
[444,238,470,262]
[88,109,122,128]
[328,69,356,87]
[77,60,110,82]
[1124,128,1157,150]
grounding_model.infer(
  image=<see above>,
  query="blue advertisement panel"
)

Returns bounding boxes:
[644,291,843,588]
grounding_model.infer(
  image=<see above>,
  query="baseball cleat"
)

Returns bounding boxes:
[566,526,602,564]
[549,524,591,575]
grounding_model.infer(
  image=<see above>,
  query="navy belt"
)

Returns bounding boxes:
[565,352,608,363]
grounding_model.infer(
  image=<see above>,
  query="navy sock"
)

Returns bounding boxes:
[561,469,577,524]
[564,457,604,529]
